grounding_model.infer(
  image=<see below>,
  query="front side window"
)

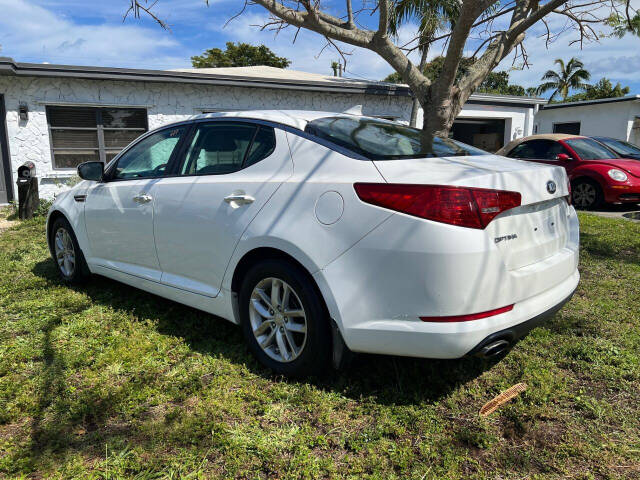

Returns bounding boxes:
[113,126,186,180]
[305,116,487,160]
[564,138,618,160]
[46,106,147,169]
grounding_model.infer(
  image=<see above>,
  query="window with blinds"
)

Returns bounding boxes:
[46,106,148,169]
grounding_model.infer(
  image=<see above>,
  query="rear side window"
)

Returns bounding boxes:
[245,127,276,167]
[509,141,538,159]
[305,116,487,160]
[508,139,569,160]
[564,138,618,160]
[181,123,256,175]
[180,123,277,175]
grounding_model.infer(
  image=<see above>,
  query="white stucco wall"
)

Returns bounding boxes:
[0,75,413,199]
[416,102,536,144]
[0,74,541,200]
[535,100,640,143]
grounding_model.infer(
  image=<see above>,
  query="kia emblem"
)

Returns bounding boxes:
[546,180,557,194]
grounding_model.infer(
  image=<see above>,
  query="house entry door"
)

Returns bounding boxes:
[0,95,12,204]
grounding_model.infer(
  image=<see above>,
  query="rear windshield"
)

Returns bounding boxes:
[564,138,618,160]
[305,116,487,160]
[594,137,640,158]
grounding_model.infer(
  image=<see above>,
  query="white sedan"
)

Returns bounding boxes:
[47,111,580,376]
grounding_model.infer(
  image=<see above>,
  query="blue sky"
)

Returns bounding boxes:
[1,0,639,95]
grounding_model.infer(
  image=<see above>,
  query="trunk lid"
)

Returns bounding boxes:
[372,154,569,206]
[372,154,572,270]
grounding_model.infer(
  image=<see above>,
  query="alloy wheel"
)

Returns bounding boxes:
[54,227,76,277]
[249,277,307,363]
[573,182,597,208]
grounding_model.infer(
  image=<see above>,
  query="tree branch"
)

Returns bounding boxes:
[251,0,430,94]
[436,1,495,98]
[377,0,389,37]
[453,0,571,110]
[123,0,169,30]
[346,0,355,29]
[251,0,373,47]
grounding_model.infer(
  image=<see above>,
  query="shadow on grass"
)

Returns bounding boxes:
[580,232,639,266]
[32,257,497,403]
[27,257,501,463]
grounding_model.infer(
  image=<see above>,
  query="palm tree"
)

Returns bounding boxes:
[388,1,460,126]
[536,58,591,102]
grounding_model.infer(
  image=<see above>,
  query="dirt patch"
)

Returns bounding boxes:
[0,217,18,234]
[0,206,19,234]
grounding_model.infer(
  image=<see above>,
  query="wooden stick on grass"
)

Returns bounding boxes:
[480,383,528,416]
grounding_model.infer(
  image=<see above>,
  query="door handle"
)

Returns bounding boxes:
[132,192,153,204]
[224,193,255,206]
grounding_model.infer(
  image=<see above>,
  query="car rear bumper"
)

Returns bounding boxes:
[334,269,579,359]
[315,204,580,359]
[466,288,575,358]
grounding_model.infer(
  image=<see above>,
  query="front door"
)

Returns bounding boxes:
[84,124,189,281]
[0,95,12,204]
[152,121,292,297]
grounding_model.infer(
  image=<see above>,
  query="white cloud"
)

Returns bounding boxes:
[492,4,640,91]
[0,0,189,69]
[505,31,640,89]
[1,0,637,93]
[217,3,639,90]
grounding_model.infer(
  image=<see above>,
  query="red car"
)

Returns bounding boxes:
[498,134,640,209]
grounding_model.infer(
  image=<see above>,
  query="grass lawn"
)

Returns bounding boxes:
[0,208,638,479]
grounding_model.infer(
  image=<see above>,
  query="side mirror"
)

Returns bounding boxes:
[556,153,571,161]
[77,161,104,181]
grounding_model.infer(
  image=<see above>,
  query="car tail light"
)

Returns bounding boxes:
[354,183,521,229]
[420,304,514,322]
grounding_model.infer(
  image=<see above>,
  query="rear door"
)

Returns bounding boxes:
[152,121,292,297]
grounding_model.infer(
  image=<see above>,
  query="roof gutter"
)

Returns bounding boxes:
[541,95,640,109]
[0,57,551,107]
[0,57,411,97]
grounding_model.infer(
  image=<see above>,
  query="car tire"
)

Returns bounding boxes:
[572,178,603,210]
[239,259,331,377]
[50,216,90,284]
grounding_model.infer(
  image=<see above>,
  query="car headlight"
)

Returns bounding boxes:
[608,169,628,182]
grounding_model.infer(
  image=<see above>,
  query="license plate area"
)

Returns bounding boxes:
[488,199,568,270]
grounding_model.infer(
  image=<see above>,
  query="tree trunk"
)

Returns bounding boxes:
[419,86,461,140]
[409,47,429,128]
[409,95,421,128]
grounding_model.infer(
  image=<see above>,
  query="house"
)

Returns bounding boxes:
[0,57,546,202]
[535,95,640,143]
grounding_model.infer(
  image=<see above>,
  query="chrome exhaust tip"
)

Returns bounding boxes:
[478,339,511,359]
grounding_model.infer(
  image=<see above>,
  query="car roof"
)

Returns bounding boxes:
[522,133,586,141]
[190,110,367,131]
[498,133,587,154]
